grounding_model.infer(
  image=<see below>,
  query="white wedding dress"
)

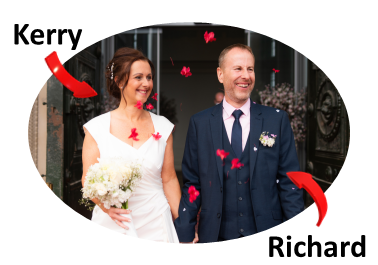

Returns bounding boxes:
[83,111,179,243]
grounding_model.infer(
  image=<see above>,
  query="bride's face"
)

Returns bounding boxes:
[122,60,153,104]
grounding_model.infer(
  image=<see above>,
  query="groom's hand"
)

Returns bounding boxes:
[180,232,199,244]
[193,232,199,243]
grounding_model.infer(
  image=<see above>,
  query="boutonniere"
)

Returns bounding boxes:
[259,132,277,147]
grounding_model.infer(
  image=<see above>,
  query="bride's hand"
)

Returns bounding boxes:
[104,207,132,229]
[192,232,199,243]
[180,232,199,244]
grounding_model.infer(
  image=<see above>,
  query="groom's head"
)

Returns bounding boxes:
[217,44,255,106]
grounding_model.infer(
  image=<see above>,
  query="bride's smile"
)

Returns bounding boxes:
[123,60,153,104]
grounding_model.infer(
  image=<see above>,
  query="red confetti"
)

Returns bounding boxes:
[128,128,139,141]
[146,103,154,110]
[152,132,162,140]
[231,158,244,170]
[218,87,224,91]
[170,57,174,66]
[272,68,280,73]
[180,66,192,77]
[134,100,143,109]
[151,93,158,101]
[204,31,216,43]
[209,181,211,187]
[188,186,200,203]
[244,178,249,184]
[217,149,230,161]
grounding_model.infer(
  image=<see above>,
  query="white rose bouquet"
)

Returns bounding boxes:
[81,157,142,237]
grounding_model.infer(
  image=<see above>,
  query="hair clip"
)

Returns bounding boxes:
[110,62,114,80]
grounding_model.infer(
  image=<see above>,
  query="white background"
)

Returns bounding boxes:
[1,0,377,263]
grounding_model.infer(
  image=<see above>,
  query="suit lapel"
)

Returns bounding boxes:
[249,103,262,187]
[210,103,224,187]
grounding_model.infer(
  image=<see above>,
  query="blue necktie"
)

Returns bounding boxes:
[231,110,243,158]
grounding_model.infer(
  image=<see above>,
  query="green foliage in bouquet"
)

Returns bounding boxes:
[79,197,96,211]
[258,83,306,144]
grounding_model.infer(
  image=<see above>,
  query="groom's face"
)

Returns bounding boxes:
[217,48,255,105]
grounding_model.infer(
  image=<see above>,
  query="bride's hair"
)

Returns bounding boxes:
[106,47,155,104]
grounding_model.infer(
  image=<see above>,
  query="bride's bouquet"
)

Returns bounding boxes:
[81,157,142,237]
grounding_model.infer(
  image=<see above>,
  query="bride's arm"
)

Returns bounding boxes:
[82,129,131,229]
[161,133,181,220]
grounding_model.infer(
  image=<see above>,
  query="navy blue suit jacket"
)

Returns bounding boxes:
[174,101,304,243]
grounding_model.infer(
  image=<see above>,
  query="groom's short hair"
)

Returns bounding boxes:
[218,44,255,69]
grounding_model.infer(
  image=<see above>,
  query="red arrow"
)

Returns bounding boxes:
[45,51,97,98]
[286,171,328,227]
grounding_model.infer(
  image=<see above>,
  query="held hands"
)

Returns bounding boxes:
[193,232,199,243]
[180,232,199,244]
[103,206,132,230]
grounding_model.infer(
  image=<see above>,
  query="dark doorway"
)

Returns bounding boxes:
[160,26,246,183]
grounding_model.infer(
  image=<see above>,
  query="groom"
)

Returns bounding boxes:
[174,44,304,243]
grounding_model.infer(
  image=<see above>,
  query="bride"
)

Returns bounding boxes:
[81,47,181,243]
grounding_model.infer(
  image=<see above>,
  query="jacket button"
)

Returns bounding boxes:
[238,181,242,185]
[239,166,242,170]
[240,229,244,233]
[217,213,221,218]
[239,197,243,201]
[239,212,243,217]
[220,187,223,193]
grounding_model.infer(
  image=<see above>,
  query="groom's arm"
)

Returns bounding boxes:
[174,116,201,242]
[277,112,304,220]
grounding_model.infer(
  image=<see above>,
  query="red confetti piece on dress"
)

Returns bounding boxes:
[272,68,280,73]
[180,66,192,77]
[152,132,162,140]
[170,57,174,66]
[128,128,139,141]
[146,103,154,110]
[188,186,200,203]
[204,31,216,43]
[216,149,230,161]
[134,100,143,109]
[231,158,244,170]
[151,93,158,101]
